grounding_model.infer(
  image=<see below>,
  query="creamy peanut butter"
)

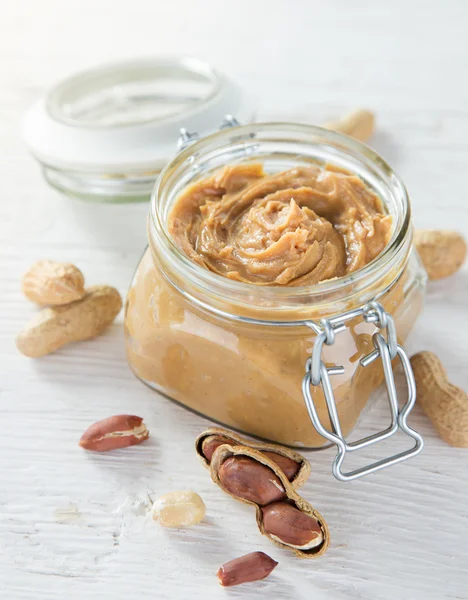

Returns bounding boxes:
[168,163,392,286]
[125,162,424,447]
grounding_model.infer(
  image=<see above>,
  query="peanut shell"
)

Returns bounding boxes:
[411,351,468,447]
[414,230,466,280]
[210,445,329,558]
[195,427,311,488]
[323,108,375,142]
[22,260,86,306]
[16,285,122,358]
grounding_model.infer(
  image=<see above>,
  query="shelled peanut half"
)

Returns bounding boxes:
[217,552,278,587]
[16,260,122,357]
[79,415,149,452]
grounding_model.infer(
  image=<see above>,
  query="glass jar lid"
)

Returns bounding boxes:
[22,56,253,202]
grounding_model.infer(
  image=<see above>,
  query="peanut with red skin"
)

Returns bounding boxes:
[210,446,329,558]
[262,502,323,550]
[217,552,278,587]
[263,451,300,480]
[201,435,232,461]
[218,456,286,506]
[202,435,300,480]
[79,415,149,452]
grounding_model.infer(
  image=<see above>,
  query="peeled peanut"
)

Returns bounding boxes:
[217,552,278,587]
[414,230,466,280]
[218,456,286,506]
[262,502,323,550]
[151,490,206,527]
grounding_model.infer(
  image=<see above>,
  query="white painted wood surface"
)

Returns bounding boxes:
[1,1,468,598]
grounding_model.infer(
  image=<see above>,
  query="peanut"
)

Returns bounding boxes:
[323,108,375,142]
[22,260,86,306]
[151,490,206,527]
[16,285,122,357]
[79,415,149,452]
[262,502,323,550]
[210,446,329,558]
[263,451,300,480]
[201,435,300,480]
[217,552,278,587]
[201,435,233,461]
[411,351,468,447]
[414,230,466,280]
[196,427,310,487]
[218,456,286,506]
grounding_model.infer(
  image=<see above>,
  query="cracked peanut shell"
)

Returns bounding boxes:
[195,427,310,488]
[210,444,329,558]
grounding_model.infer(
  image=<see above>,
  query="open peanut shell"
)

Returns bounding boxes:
[210,444,330,559]
[195,427,311,488]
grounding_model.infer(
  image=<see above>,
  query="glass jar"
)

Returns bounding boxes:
[125,123,427,455]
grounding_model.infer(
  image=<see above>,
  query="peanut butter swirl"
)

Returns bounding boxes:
[168,163,392,286]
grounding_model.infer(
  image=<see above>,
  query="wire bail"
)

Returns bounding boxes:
[302,301,423,481]
[176,115,241,152]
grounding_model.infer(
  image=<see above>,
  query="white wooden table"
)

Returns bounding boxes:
[1,2,468,598]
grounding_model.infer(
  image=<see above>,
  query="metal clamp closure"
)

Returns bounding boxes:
[176,115,240,152]
[302,301,423,481]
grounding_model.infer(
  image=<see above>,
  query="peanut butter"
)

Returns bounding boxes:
[125,162,424,447]
[168,163,392,286]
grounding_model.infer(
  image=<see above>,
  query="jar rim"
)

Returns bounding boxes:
[149,122,412,315]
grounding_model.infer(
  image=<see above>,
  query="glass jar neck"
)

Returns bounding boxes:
[148,123,412,323]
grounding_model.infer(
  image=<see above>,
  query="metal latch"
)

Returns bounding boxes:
[177,115,240,152]
[302,301,424,481]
